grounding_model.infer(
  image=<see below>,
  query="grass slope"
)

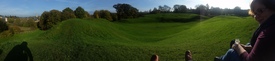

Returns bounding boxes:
[0,14,258,61]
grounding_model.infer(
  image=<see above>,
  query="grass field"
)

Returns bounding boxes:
[0,14,258,61]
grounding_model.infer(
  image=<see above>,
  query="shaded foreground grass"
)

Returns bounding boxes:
[0,14,258,61]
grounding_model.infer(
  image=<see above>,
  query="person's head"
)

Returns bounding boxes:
[150,54,159,61]
[20,42,28,48]
[250,0,275,23]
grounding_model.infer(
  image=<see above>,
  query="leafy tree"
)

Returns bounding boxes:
[63,7,74,13]
[173,4,188,13]
[38,10,62,30]
[222,8,233,15]
[12,18,21,26]
[74,6,86,19]
[158,5,171,13]
[94,10,113,21]
[85,11,90,18]
[111,13,118,21]
[209,7,222,16]
[93,10,100,18]
[113,3,139,20]
[151,7,160,14]
[195,4,207,15]
[38,11,51,30]
[49,10,62,23]
[23,18,35,27]
[206,4,210,15]
[99,10,112,21]
[233,6,242,16]
[149,9,152,13]
[62,7,76,20]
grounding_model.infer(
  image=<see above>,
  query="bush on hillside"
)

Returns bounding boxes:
[49,10,62,23]
[93,10,100,18]
[0,26,22,38]
[23,18,37,30]
[12,18,23,26]
[37,6,91,30]
[111,13,118,21]
[93,10,113,21]
[113,3,139,20]
[61,7,76,20]
[74,6,86,19]
[23,19,36,27]
[38,10,62,30]
[85,11,91,18]
[38,11,52,30]
[7,18,14,23]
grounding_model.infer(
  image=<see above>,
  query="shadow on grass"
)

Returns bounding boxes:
[0,49,2,55]
[4,42,33,61]
[158,15,210,23]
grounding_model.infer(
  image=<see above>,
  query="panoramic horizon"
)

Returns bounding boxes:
[0,0,251,17]
[1,0,268,61]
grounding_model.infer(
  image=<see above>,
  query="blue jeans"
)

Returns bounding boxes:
[220,49,241,61]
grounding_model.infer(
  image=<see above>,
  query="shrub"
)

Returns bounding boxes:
[38,10,62,30]
[0,26,22,38]
[93,10,113,21]
[62,7,76,20]
[74,6,86,19]
[38,11,51,30]
[23,19,36,27]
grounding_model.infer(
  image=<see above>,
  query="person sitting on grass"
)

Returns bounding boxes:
[215,0,275,61]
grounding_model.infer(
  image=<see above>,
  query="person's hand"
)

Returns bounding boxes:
[232,44,247,55]
[241,44,252,53]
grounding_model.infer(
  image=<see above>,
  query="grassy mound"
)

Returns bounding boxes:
[0,14,258,61]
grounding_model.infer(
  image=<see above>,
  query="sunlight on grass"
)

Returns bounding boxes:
[0,14,258,61]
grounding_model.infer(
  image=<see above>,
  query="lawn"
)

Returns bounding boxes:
[0,14,258,61]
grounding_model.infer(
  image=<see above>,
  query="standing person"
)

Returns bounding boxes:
[216,0,275,61]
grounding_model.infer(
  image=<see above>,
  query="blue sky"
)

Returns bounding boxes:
[0,0,251,17]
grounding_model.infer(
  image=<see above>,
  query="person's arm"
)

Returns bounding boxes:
[232,44,246,55]
[231,40,251,53]
[238,26,275,61]
[240,44,252,53]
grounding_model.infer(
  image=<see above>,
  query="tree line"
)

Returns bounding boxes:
[37,3,140,30]
[37,3,250,30]
[37,6,90,30]
[2,3,249,31]
[147,4,249,17]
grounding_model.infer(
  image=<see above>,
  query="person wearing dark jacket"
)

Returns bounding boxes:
[217,0,275,61]
[233,0,275,60]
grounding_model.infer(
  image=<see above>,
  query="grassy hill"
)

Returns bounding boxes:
[0,14,258,61]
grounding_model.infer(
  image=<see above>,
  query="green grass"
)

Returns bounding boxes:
[0,14,258,61]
